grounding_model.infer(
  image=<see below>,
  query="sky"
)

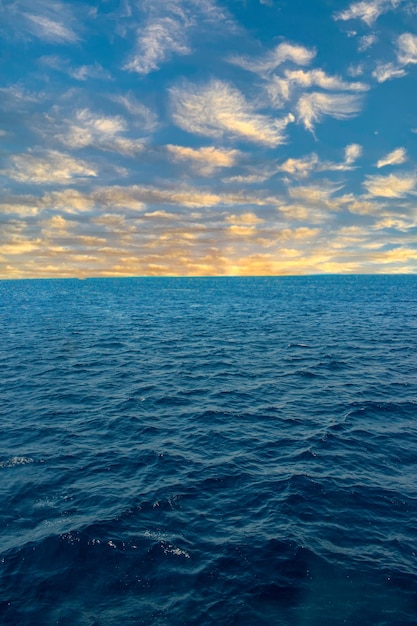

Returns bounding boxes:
[1,0,417,278]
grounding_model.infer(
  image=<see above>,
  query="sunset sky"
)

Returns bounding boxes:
[1,0,417,277]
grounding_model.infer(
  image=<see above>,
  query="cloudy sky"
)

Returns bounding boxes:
[1,0,417,277]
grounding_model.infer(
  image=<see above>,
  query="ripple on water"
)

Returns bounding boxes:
[1,276,417,625]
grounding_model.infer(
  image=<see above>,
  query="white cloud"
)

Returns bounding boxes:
[122,0,234,76]
[288,183,345,205]
[170,79,294,146]
[39,56,110,81]
[166,145,241,175]
[222,161,281,183]
[40,189,96,213]
[373,217,415,230]
[364,172,416,197]
[371,33,417,84]
[0,0,80,44]
[376,147,407,168]
[335,0,404,26]
[52,108,145,156]
[276,154,319,177]
[25,13,78,42]
[283,69,368,92]
[95,184,269,209]
[345,143,363,164]
[372,62,407,82]
[69,64,111,81]
[0,85,43,108]
[396,33,417,65]
[358,34,377,51]
[230,42,315,74]
[277,145,362,177]
[335,1,383,25]
[226,212,264,225]
[348,199,385,215]
[347,64,364,77]
[297,92,363,132]
[266,76,292,108]
[225,145,361,184]
[110,94,159,132]
[2,150,97,184]
[124,17,190,75]
[267,68,367,111]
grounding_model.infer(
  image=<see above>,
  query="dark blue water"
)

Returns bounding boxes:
[1,276,417,625]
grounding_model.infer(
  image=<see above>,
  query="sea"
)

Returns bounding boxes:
[1,275,417,626]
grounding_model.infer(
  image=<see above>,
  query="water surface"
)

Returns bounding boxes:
[1,276,417,625]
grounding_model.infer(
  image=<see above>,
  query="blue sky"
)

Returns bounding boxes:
[1,0,417,277]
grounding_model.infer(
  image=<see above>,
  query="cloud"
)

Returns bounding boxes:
[226,211,264,237]
[266,69,367,109]
[1,185,280,250]
[345,143,363,164]
[288,183,345,206]
[0,85,44,110]
[373,217,415,230]
[334,0,403,26]
[170,79,294,146]
[376,148,407,168]
[38,56,111,81]
[225,212,264,225]
[396,33,417,65]
[25,13,79,43]
[124,17,190,75]
[372,33,417,84]
[0,239,42,256]
[369,247,417,265]
[166,145,241,175]
[372,62,407,82]
[222,173,273,184]
[0,0,82,46]
[347,64,364,77]
[40,189,96,213]
[0,193,46,216]
[266,77,293,108]
[116,185,268,208]
[50,108,146,156]
[122,0,234,76]
[364,172,416,197]
[276,154,319,177]
[348,199,385,215]
[358,34,378,51]
[40,184,272,215]
[296,92,363,131]
[69,64,111,81]
[229,42,316,74]
[225,143,363,185]
[277,145,362,177]
[1,150,97,184]
[111,94,159,132]
[284,69,368,92]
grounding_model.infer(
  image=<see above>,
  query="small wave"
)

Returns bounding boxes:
[0,456,34,468]
[2,276,417,625]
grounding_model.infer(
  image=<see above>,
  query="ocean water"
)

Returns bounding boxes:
[1,275,417,626]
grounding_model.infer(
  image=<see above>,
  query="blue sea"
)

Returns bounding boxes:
[1,275,417,625]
